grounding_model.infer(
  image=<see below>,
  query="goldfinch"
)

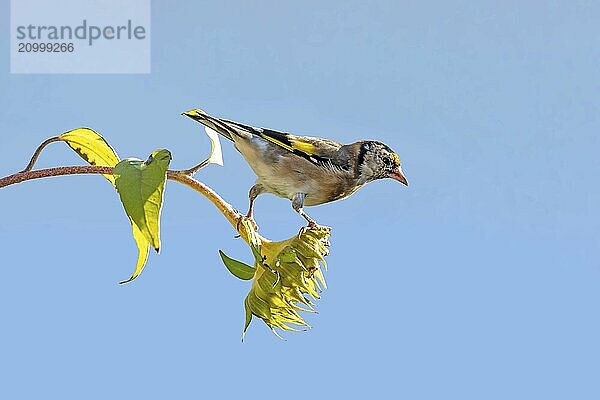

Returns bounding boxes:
[183,109,408,227]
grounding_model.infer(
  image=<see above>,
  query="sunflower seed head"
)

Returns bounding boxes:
[243,226,332,337]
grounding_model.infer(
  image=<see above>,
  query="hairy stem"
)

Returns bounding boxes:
[0,166,250,244]
[167,171,244,235]
[178,158,211,176]
[20,136,62,172]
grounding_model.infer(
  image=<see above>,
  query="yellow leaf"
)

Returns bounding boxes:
[119,221,150,284]
[59,128,120,184]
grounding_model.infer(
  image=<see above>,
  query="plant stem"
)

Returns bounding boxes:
[167,171,244,233]
[0,165,114,186]
[178,158,210,176]
[20,136,62,172]
[0,166,250,244]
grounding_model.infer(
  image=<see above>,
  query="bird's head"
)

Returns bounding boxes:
[357,141,408,186]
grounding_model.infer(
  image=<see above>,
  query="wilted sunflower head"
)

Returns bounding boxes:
[219,220,331,339]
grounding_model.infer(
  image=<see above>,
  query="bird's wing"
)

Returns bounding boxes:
[222,119,349,170]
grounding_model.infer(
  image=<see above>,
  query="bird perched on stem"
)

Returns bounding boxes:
[183,109,408,228]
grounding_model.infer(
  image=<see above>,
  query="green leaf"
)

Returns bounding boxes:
[59,128,120,184]
[219,250,255,280]
[58,128,167,284]
[114,149,172,253]
[242,297,253,341]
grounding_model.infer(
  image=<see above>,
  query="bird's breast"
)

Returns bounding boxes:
[233,135,360,205]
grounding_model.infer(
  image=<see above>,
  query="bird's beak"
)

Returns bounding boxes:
[390,166,408,186]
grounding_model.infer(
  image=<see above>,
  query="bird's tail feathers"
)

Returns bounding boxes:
[182,109,243,142]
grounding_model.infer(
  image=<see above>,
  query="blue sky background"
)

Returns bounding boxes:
[1,1,599,398]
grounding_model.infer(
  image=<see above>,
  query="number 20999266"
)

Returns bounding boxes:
[18,42,74,52]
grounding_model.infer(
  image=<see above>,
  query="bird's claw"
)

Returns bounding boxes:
[297,222,329,238]
[236,214,259,234]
